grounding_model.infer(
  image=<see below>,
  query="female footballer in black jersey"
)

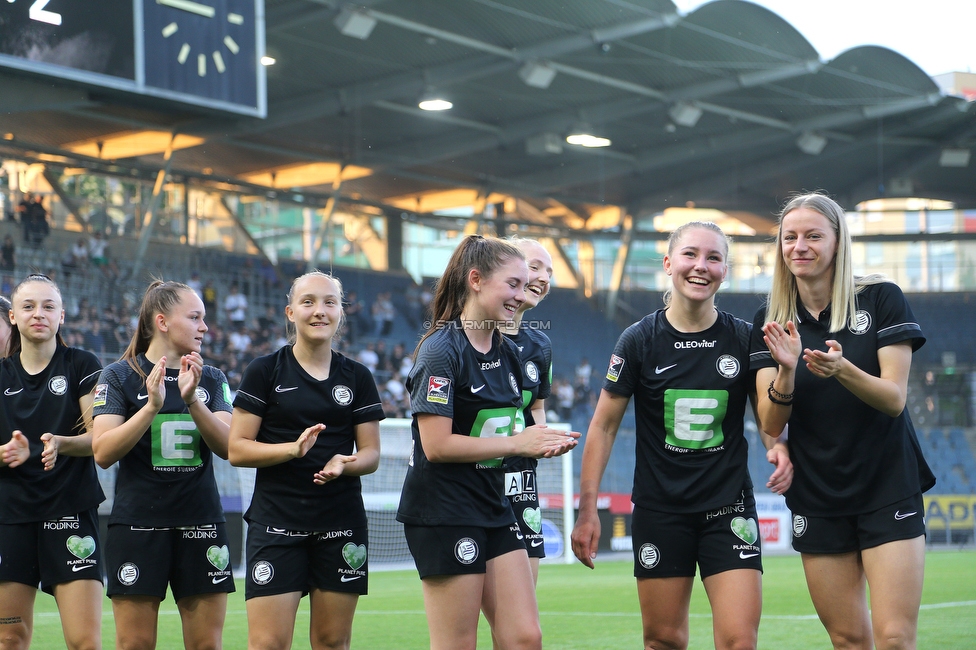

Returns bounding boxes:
[572,223,792,650]
[752,193,933,650]
[228,271,383,650]
[497,238,554,579]
[92,281,233,650]
[0,275,104,650]
[397,235,578,650]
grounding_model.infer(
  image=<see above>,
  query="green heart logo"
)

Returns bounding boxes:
[522,507,543,534]
[342,542,367,570]
[731,517,759,545]
[206,545,230,571]
[66,535,96,560]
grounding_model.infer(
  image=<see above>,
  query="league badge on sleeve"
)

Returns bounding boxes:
[93,384,108,407]
[606,354,625,382]
[426,376,451,404]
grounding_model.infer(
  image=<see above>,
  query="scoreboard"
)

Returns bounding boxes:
[0,0,266,117]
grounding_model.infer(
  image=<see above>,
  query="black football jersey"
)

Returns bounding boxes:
[397,323,523,527]
[93,355,232,527]
[603,310,753,513]
[0,346,103,523]
[234,346,385,531]
[503,325,553,474]
[750,281,934,516]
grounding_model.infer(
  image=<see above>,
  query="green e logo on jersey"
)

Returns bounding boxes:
[151,414,202,467]
[470,407,516,468]
[513,390,532,434]
[664,389,728,450]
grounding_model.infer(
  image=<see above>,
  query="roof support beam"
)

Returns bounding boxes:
[606,213,634,322]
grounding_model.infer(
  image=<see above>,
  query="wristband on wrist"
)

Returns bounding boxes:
[185,398,198,407]
[767,381,794,406]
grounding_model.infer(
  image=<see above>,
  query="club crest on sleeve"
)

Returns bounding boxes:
[606,354,625,382]
[525,361,538,383]
[93,384,108,407]
[426,376,451,404]
[509,372,519,394]
[195,387,210,405]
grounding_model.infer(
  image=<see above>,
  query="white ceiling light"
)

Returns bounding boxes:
[418,89,452,111]
[668,102,703,128]
[260,56,276,66]
[334,7,377,40]
[566,123,610,148]
[519,61,557,89]
[796,131,827,155]
[939,148,971,167]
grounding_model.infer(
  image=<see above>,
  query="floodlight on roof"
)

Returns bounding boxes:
[939,148,971,167]
[796,131,827,155]
[334,6,377,40]
[566,123,610,148]
[668,102,703,128]
[519,61,557,89]
[418,89,452,111]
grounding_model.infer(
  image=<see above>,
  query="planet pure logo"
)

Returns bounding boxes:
[730,517,758,545]
[207,545,230,571]
[342,542,367,570]
[522,507,543,534]
[66,535,96,559]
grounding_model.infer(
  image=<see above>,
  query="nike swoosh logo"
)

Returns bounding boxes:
[4,388,23,395]
[340,575,362,582]
[655,364,677,374]
[530,540,544,548]
[739,552,759,559]
[137,393,148,400]
[275,385,298,393]
[471,384,486,393]
[894,510,918,520]
[212,576,229,584]
[72,565,93,572]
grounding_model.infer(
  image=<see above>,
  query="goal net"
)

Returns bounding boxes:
[360,418,576,568]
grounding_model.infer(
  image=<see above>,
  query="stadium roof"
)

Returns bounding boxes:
[2,0,975,229]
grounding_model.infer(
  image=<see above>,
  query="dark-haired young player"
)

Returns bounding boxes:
[753,193,933,650]
[572,223,792,650]
[0,275,104,650]
[229,271,383,650]
[92,280,233,650]
[397,235,579,650]
[498,238,554,579]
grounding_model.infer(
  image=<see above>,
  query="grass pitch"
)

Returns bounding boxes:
[29,550,976,648]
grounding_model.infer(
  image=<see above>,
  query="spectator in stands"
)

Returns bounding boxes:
[0,234,15,273]
[357,341,379,374]
[187,271,203,299]
[228,270,383,650]
[228,323,252,355]
[371,291,396,336]
[575,356,592,388]
[202,280,218,319]
[0,275,104,650]
[751,193,933,650]
[555,378,574,423]
[397,235,578,650]
[92,280,234,650]
[83,319,106,357]
[572,221,791,650]
[16,193,33,243]
[343,291,366,344]
[224,281,248,327]
[495,237,555,599]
